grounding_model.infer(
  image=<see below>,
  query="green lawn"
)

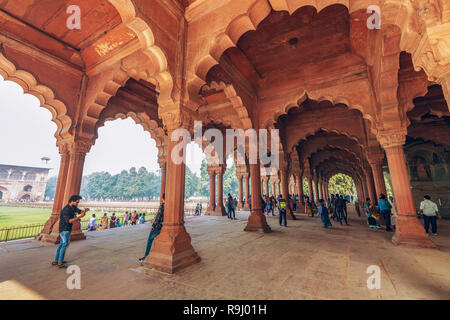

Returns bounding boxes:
[0,206,155,229]
[0,206,52,228]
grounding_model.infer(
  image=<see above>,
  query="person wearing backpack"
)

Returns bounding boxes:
[277,195,287,227]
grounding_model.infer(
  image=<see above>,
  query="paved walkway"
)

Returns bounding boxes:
[1,206,449,300]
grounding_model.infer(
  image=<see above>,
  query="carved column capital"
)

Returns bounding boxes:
[160,107,193,132]
[376,128,407,149]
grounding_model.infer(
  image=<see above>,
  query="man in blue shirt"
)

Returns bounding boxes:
[378,194,392,231]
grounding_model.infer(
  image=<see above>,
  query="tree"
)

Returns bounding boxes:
[223,163,238,197]
[328,174,355,196]
[198,159,210,197]
[185,166,200,198]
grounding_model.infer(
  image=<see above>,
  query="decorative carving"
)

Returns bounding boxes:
[377,128,408,149]
[160,108,193,132]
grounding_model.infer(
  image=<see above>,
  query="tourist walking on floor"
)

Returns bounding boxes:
[227,194,236,219]
[336,195,349,226]
[419,195,441,235]
[277,195,287,227]
[378,194,392,231]
[139,194,165,263]
[52,195,88,268]
[318,199,332,228]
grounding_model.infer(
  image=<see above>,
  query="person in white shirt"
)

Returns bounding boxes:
[87,214,99,231]
[419,195,441,235]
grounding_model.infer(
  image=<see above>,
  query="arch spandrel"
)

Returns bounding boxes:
[0,52,73,142]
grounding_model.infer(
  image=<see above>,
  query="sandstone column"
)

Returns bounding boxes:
[243,173,250,210]
[147,114,201,273]
[369,158,387,198]
[62,140,91,241]
[206,168,216,214]
[159,162,167,204]
[237,175,243,209]
[313,178,319,204]
[36,145,70,243]
[364,166,377,204]
[244,160,271,232]
[378,130,435,248]
[213,165,226,216]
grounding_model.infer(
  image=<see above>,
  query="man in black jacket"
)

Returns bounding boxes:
[52,195,88,268]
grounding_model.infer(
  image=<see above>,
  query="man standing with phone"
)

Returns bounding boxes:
[52,195,89,269]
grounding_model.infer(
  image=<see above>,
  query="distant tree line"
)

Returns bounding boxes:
[44,160,240,201]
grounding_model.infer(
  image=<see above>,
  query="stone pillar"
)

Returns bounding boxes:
[147,120,201,273]
[313,178,319,204]
[281,168,296,220]
[243,173,250,210]
[369,158,387,199]
[264,178,269,197]
[244,160,271,232]
[213,165,226,216]
[36,147,70,243]
[159,162,167,204]
[237,175,243,209]
[378,130,435,248]
[206,168,216,214]
[64,142,91,241]
[365,167,377,204]
[296,175,304,212]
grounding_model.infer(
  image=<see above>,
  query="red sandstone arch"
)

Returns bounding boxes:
[0,52,72,142]
[80,0,175,139]
[267,91,376,132]
[188,0,416,104]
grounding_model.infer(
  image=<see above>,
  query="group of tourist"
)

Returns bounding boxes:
[86,211,146,231]
[363,193,441,235]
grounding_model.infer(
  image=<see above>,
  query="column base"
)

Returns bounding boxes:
[145,224,201,274]
[212,204,227,216]
[242,204,250,211]
[35,232,60,244]
[392,215,437,248]
[36,230,86,243]
[287,210,297,220]
[206,205,215,215]
[244,211,272,232]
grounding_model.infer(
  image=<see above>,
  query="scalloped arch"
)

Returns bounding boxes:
[289,127,364,155]
[98,111,167,148]
[0,52,72,142]
[189,0,416,107]
[267,90,376,134]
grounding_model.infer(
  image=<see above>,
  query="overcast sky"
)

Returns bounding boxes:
[0,76,207,177]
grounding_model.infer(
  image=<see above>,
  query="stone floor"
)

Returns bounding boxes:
[1,206,449,300]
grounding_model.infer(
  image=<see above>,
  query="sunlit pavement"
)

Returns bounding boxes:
[1,206,449,300]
